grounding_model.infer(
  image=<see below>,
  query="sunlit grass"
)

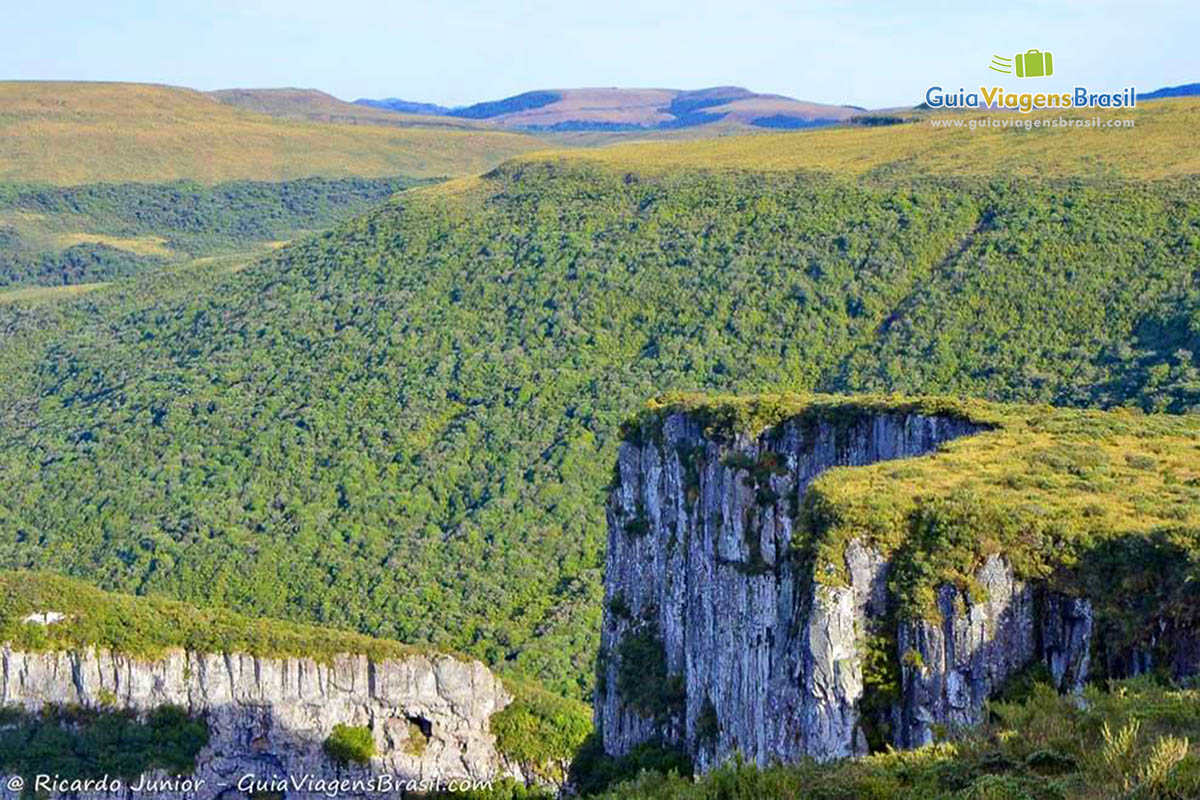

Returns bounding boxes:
[633,392,1200,618]
[0,282,107,304]
[521,98,1200,179]
[51,232,173,257]
[0,82,544,184]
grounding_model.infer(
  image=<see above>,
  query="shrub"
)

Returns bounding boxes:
[490,680,591,783]
[0,704,208,783]
[323,724,375,765]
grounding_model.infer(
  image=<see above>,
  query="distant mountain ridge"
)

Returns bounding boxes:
[354,82,1199,130]
[208,87,491,129]
[0,82,542,185]
[356,97,451,115]
[1138,83,1200,100]
[355,86,861,131]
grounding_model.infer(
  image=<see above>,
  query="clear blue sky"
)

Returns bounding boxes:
[3,0,1195,108]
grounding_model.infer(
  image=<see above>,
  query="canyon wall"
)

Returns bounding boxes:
[597,409,1095,770]
[0,645,518,798]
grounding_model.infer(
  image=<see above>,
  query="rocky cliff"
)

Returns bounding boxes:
[597,404,1100,770]
[0,645,517,799]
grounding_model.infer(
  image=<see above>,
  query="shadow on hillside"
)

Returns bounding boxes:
[1063,527,1200,681]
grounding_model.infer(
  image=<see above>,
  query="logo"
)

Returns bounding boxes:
[923,47,1132,113]
[990,49,1054,78]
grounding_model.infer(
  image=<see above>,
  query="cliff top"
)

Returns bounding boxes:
[0,571,430,662]
[625,392,1200,617]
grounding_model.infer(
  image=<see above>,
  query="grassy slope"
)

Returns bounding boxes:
[207,87,492,130]
[528,97,1200,178]
[0,570,422,661]
[0,82,543,184]
[0,282,106,305]
[630,393,1200,617]
[0,96,1196,702]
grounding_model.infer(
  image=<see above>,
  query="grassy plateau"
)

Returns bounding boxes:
[0,82,543,184]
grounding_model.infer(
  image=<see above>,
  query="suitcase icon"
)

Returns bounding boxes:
[1014,49,1053,78]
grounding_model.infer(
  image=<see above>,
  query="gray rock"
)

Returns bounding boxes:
[599,410,1009,769]
[598,408,1107,771]
[0,647,519,799]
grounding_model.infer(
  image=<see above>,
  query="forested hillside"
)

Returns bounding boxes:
[0,117,1197,699]
[0,176,423,287]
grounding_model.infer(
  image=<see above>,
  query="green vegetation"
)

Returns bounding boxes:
[323,724,376,765]
[860,627,902,751]
[491,679,592,782]
[0,82,543,184]
[0,133,1198,699]
[0,704,208,785]
[590,677,1200,799]
[0,572,583,773]
[429,779,556,799]
[0,176,422,286]
[616,622,686,722]
[531,98,1200,179]
[0,571,426,662]
[633,392,1200,625]
[570,736,694,797]
[0,242,162,288]
[625,393,992,443]
[695,697,720,749]
[0,282,106,305]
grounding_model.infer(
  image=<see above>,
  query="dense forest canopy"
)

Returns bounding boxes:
[0,176,424,287]
[0,160,1197,699]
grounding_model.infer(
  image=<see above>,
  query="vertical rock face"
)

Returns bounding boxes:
[598,408,1109,771]
[894,557,1094,748]
[599,410,996,769]
[0,647,516,799]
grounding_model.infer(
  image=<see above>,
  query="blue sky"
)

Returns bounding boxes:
[2,0,1195,108]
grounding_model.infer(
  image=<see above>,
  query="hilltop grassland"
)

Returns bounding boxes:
[0,82,543,184]
[522,97,1200,178]
[208,87,493,129]
[0,95,1197,702]
[629,393,1200,618]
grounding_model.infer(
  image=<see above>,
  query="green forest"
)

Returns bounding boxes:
[0,162,1197,704]
[0,176,423,287]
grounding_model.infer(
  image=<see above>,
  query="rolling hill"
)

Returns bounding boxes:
[209,87,492,130]
[0,176,424,288]
[0,99,1196,704]
[0,81,543,184]
[532,96,1200,178]
[358,86,862,131]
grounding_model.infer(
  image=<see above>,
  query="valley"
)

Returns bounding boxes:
[0,68,1197,798]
